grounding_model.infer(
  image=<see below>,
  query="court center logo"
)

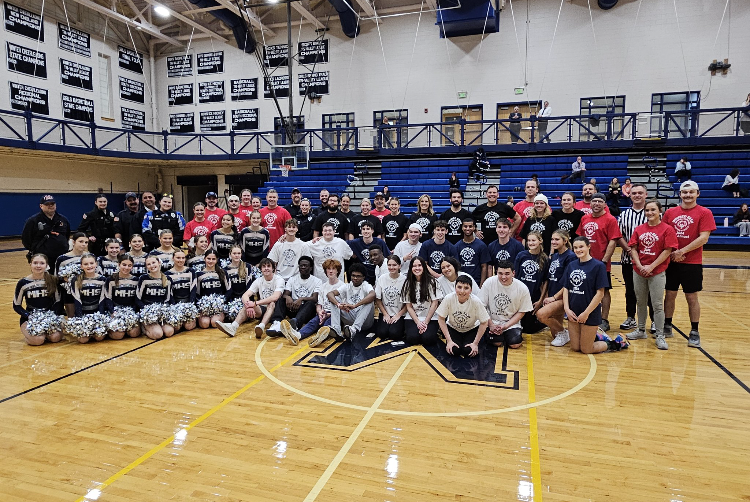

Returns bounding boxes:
[583,221,599,239]
[671,215,694,236]
[569,269,586,288]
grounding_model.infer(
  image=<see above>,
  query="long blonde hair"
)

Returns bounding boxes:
[525,231,549,270]
[229,245,247,280]
[417,194,434,215]
[31,253,57,294]
[145,255,169,287]
[552,230,571,251]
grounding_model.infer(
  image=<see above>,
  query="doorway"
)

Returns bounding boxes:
[496,101,540,144]
[441,106,483,146]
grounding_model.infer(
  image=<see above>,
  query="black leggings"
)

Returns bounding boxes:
[446,325,479,357]
[404,319,439,346]
[376,314,405,341]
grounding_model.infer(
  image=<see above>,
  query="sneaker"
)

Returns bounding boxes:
[655,335,669,350]
[619,317,636,330]
[280,320,300,346]
[687,330,701,348]
[626,329,647,340]
[254,323,265,339]
[288,318,298,331]
[309,326,330,347]
[266,320,283,337]
[342,325,353,340]
[614,334,630,350]
[599,319,610,332]
[650,322,657,334]
[216,321,237,337]
[595,328,611,342]
[551,330,570,347]
[663,325,674,338]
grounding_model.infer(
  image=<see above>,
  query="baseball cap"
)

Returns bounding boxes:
[680,180,700,191]
[40,195,56,204]
[291,187,301,194]
[534,194,548,205]
[408,223,422,232]
[375,191,385,198]
[125,191,138,199]
[205,191,218,198]
[591,192,607,201]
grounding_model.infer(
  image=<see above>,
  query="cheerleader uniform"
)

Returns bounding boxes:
[136,274,173,309]
[148,248,176,272]
[166,268,197,304]
[102,274,139,313]
[195,269,229,300]
[72,275,107,316]
[186,253,206,273]
[238,226,270,266]
[127,252,148,277]
[14,277,62,325]
[97,256,120,277]
[54,252,84,303]
[224,265,251,301]
[209,230,237,262]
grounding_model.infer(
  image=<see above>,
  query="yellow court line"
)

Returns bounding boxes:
[74,340,308,502]
[526,339,543,502]
[303,350,416,502]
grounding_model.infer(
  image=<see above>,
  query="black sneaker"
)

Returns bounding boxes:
[342,325,352,340]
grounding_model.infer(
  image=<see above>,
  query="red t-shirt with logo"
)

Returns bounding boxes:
[663,204,716,264]
[260,206,291,249]
[575,200,610,215]
[228,211,247,232]
[239,204,254,221]
[204,207,228,230]
[576,213,622,271]
[183,219,213,243]
[513,200,534,239]
[628,221,679,276]
[371,209,390,222]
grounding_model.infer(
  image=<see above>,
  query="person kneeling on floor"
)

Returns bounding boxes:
[326,263,376,341]
[479,260,533,349]
[437,275,490,357]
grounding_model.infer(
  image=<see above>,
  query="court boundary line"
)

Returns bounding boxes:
[302,350,416,502]
[673,325,750,395]
[0,339,160,403]
[73,340,309,502]
[0,339,75,370]
[526,338,543,502]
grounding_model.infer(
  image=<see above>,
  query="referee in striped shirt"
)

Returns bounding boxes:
[617,183,653,331]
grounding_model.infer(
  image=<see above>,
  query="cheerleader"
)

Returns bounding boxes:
[374,255,407,341]
[14,253,63,345]
[186,235,209,272]
[514,231,549,333]
[238,210,270,268]
[195,249,228,329]
[55,231,89,317]
[148,229,179,271]
[537,230,577,347]
[71,253,108,343]
[166,250,197,331]
[102,255,141,339]
[210,214,238,263]
[97,238,122,277]
[224,245,251,301]
[402,256,443,346]
[127,234,148,276]
[136,255,174,339]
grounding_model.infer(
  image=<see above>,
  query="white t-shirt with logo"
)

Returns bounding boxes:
[248,274,285,300]
[403,282,443,322]
[268,239,311,280]
[335,281,374,316]
[309,237,354,281]
[284,274,323,301]
[393,240,422,274]
[436,273,479,298]
[375,273,406,317]
[317,279,345,314]
[478,277,533,330]
[436,292,490,333]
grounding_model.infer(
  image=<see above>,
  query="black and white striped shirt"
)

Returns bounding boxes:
[618,207,646,264]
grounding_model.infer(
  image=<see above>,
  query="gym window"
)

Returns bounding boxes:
[651,91,700,137]
[579,95,625,141]
[322,113,355,151]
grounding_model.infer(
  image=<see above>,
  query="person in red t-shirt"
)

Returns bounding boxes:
[183,202,214,249]
[575,182,610,215]
[576,192,621,332]
[513,179,538,240]
[662,181,716,348]
[226,195,247,232]
[203,191,228,229]
[371,192,390,222]
[260,189,291,250]
[626,199,679,350]
[239,189,254,221]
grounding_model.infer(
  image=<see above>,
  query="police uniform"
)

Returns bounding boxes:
[21,209,71,265]
[141,210,187,249]
[78,208,117,256]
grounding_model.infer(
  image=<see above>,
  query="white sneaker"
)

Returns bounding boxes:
[217,321,237,337]
[551,330,570,347]
[280,320,300,346]
[254,323,265,339]
[309,326,330,348]
[266,320,283,337]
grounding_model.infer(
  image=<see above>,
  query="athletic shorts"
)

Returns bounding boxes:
[665,262,703,294]
[605,271,612,290]
[486,327,523,346]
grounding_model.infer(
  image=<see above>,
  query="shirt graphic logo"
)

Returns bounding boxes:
[557,219,574,231]
[448,217,462,233]
[322,246,336,258]
[361,248,371,264]
[548,258,560,276]
[671,214,694,236]
[430,250,446,269]
[521,259,539,277]
[493,293,512,315]
[569,269,586,287]
[384,286,400,307]
[452,310,471,329]
[495,250,510,261]
[530,221,546,233]
[326,217,340,231]
[640,231,659,249]
[281,248,296,266]
[386,220,399,234]
[207,214,220,226]
[415,217,430,231]
[583,221,599,239]
[485,211,499,228]
[524,207,533,218]
[264,213,278,227]
[459,247,476,265]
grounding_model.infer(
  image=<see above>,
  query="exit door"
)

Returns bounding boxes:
[441,106,483,146]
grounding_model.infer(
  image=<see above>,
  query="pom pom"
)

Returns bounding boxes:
[62,317,88,338]
[163,304,184,326]
[219,258,232,269]
[248,265,262,282]
[224,298,243,321]
[83,312,109,338]
[108,307,139,332]
[197,294,225,316]
[26,309,63,337]
[140,303,166,325]
[57,263,82,292]
[178,302,199,322]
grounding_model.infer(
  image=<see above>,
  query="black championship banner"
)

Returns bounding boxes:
[167,54,192,77]
[58,23,90,57]
[197,51,223,75]
[61,93,94,122]
[118,45,143,74]
[198,80,224,103]
[200,110,226,132]
[60,59,93,91]
[263,74,289,99]
[9,82,48,115]
[263,44,288,68]
[121,107,145,131]
[298,39,328,65]
[168,83,193,106]
[170,112,194,133]
[298,71,329,96]
[119,76,144,103]
[6,41,46,78]
[231,108,258,131]
[230,78,257,101]
[4,2,43,41]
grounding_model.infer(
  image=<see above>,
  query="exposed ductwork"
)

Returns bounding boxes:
[186,0,257,52]
[326,0,360,38]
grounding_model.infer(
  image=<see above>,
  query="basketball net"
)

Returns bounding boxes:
[280,164,291,177]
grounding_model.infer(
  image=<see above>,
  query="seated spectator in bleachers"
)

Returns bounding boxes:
[449,172,460,192]
[589,178,600,193]
[733,203,750,237]
[468,148,490,182]
[607,178,622,216]
[722,168,742,198]
[675,157,692,182]
[621,178,632,203]
[562,156,586,183]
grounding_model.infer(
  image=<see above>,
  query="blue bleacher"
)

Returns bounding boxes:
[255,162,355,204]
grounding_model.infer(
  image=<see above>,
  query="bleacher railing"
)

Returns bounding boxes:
[0,106,748,159]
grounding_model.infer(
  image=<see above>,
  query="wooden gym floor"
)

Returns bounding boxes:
[0,240,748,502]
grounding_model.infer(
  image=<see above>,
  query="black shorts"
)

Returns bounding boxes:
[486,327,523,346]
[605,271,612,290]
[665,262,703,294]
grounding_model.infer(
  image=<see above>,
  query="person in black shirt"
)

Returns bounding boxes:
[472,185,520,246]
[509,106,523,144]
[115,192,140,251]
[285,188,302,218]
[551,192,584,239]
[349,198,384,239]
[520,194,556,254]
[382,197,409,250]
[313,193,349,239]
[296,198,316,241]
[440,189,473,244]
[314,189,329,216]
[22,195,71,265]
[78,195,118,256]
[141,194,187,250]
[409,194,437,242]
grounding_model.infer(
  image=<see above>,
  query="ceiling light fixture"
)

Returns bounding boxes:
[154,4,171,17]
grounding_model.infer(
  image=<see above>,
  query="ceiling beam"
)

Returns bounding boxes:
[351,0,376,18]
[291,2,324,29]
[182,5,227,14]
[65,0,182,46]
[213,0,276,36]
[123,0,148,23]
[141,0,228,41]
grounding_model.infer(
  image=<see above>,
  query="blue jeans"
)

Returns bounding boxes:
[299,314,331,339]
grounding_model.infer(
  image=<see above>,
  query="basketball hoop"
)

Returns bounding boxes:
[280,164,291,177]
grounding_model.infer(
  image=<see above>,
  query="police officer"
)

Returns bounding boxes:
[21,194,71,264]
[141,193,187,249]
[115,192,140,250]
[78,194,117,256]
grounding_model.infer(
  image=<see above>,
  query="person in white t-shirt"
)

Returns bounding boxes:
[375,255,407,341]
[216,257,284,338]
[272,256,321,344]
[370,245,388,280]
[326,263,376,340]
[286,258,344,347]
[479,259,533,349]
[402,255,443,346]
[268,219,310,280]
[309,222,353,281]
[437,275,490,357]
[393,224,423,274]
